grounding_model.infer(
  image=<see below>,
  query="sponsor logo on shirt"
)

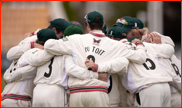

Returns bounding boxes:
[62,37,68,41]
[93,38,101,46]
[32,50,38,54]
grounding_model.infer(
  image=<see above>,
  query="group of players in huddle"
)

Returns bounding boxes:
[1,11,181,107]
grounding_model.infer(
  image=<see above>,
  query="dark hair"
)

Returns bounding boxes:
[88,16,103,30]
[104,30,108,35]
[47,25,62,34]
[36,40,45,46]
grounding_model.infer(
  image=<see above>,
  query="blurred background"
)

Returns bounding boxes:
[1,1,181,91]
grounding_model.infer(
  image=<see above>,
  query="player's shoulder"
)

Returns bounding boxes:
[66,33,93,42]
[106,37,125,46]
[22,35,37,43]
[24,48,42,55]
[64,34,86,40]
[143,42,155,47]
[18,35,37,45]
[143,42,154,49]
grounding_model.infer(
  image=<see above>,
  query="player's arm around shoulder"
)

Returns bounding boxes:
[133,39,147,63]
[121,39,146,64]
[85,57,129,75]
[25,48,54,67]
[3,61,16,83]
[6,35,37,61]
[4,65,36,83]
[3,58,36,83]
[153,31,175,47]
[146,32,174,58]
[44,36,76,56]
[65,55,98,79]
[158,44,174,59]
[98,57,129,75]
[146,42,174,59]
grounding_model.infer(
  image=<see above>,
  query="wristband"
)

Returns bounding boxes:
[31,42,34,48]
[31,32,34,36]
[93,64,98,72]
[32,42,34,48]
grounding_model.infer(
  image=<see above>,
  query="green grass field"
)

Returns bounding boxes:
[1,73,6,93]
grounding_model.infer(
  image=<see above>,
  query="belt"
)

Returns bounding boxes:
[69,86,108,94]
[1,94,31,101]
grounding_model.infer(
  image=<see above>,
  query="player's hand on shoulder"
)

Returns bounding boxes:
[144,33,152,43]
[145,32,161,44]
[24,32,33,39]
[132,39,143,45]
[150,32,161,44]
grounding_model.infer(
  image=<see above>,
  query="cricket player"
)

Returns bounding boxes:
[118,17,174,107]
[44,11,146,107]
[1,29,59,107]
[144,32,181,107]
[6,18,69,62]
[128,17,181,107]
[31,26,84,107]
[106,26,130,107]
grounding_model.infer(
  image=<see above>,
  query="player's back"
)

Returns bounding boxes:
[66,32,126,88]
[68,32,126,67]
[158,55,181,91]
[2,50,37,98]
[34,55,67,87]
[122,42,172,93]
[32,55,68,107]
[44,31,146,89]
[2,79,35,98]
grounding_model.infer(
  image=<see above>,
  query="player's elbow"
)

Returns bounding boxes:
[119,58,129,74]
[7,52,13,61]
[7,51,18,61]
[44,39,55,52]
[165,45,174,58]
[111,58,129,74]
[133,54,146,64]
[65,65,75,77]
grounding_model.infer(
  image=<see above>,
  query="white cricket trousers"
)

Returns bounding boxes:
[32,84,66,107]
[108,74,120,107]
[134,83,171,107]
[127,92,135,107]
[69,91,110,107]
[171,90,181,107]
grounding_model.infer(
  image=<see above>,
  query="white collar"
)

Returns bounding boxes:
[90,30,104,34]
